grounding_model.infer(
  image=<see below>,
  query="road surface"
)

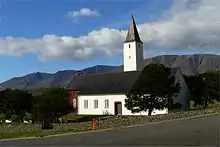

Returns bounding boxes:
[0,115,219,146]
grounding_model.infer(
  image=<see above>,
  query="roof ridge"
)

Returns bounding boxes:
[74,70,139,77]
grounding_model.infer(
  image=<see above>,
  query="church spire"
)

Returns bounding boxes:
[124,15,142,43]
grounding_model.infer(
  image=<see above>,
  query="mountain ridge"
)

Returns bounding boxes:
[1,54,220,90]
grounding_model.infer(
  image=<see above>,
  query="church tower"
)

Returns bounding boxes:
[123,15,144,72]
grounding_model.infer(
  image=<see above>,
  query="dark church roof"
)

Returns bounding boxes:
[124,16,143,43]
[67,71,140,95]
[67,67,179,95]
[67,71,141,95]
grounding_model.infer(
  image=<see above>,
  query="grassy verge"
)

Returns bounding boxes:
[0,108,219,140]
[0,130,83,139]
[0,131,52,139]
[0,125,93,139]
[190,100,220,109]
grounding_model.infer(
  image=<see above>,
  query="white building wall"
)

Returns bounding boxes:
[78,94,168,115]
[123,42,143,72]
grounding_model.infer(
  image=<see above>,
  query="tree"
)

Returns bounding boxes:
[0,89,33,121]
[31,95,54,123]
[0,90,6,114]
[185,70,219,109]
[184,75,205,107]
[12,90,33,121]
[32,87,72,123]
[201,71,219,108]
[0,89,18,119]
[125,64,180,115]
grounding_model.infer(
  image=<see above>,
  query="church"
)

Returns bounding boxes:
[67,16,190,116]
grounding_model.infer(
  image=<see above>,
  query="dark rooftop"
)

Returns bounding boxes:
[67,71,141,95]
[67,68,179,95]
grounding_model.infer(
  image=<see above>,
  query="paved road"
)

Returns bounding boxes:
[0,115,220,146]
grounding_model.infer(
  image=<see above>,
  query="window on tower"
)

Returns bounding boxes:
[129,56,131,59]
[129,44,131,48]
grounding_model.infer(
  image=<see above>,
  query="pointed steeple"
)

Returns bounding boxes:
[124,15,142,43]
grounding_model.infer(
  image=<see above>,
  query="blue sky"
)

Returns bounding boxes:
[0,0,219,82]
[0,0,172,82]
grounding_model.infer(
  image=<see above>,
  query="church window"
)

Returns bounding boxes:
[129,44,131,48]
[84,100,88,109]
[129,56,131,59]
[94,99,98,108]
[104,99,109,108]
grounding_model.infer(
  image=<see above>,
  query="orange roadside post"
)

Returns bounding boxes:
[91,119,97,130]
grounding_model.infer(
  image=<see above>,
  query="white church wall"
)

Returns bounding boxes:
[77,94,168,116]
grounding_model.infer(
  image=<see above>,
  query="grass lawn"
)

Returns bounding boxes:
[0,130,77,139]
[0,113,108,126]
[190,100,220,109]
[0,113,5,120]
[65,113,110,122]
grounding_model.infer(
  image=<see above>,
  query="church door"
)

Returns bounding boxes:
[114,102,122,115]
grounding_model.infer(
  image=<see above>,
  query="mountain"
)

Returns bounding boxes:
[143,54,220,75]
[0,65,118,90]
[1,54,220,90]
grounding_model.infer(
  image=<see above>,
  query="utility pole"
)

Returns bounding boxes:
[216,63,220,103]
[217,63,220,147]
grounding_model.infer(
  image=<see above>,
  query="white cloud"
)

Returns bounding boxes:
[0,29,125,61]
[67,8,100,18]
[138,0,220,51]
[0,0,220,61]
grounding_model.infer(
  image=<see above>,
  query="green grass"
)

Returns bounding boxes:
[208,101,220,107]
[0,113,108,127]
[0,130,76,139]
[190,100,220,109]
[65,113,110,122]
[0,113,5,120]
[65,113,84,120]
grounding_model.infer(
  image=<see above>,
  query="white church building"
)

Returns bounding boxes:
[67,16,190,116]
